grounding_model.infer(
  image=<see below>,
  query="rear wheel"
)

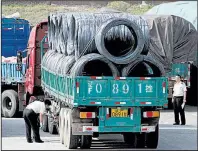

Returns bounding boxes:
[48,116,58,134]
[2,90,19,118]
[123,133,131,144]
[42,114,49,132]
[146,124,159,149]
[80,135,92,149]
[93,132,99,138]
[64,109,79,149]
[59,109,64,144]
[123,133,145,148]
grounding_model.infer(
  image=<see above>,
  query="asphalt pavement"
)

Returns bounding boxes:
[1,105,197,150]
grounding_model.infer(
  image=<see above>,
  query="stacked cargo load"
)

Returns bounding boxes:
[42,12,166,82]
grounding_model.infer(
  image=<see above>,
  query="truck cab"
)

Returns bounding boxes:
[21,21,48,105]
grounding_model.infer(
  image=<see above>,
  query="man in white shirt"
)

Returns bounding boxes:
[23,99,51,143]
[172,75,187,125]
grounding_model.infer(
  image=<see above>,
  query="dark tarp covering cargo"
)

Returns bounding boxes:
[142,15,197,72]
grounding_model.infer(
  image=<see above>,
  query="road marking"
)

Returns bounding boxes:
[160,127,197,130]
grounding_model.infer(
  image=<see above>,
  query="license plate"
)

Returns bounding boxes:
[111,109,128,117]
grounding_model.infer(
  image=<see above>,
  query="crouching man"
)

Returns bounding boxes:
[23,99,51,143]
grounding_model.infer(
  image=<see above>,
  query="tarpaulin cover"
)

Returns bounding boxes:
[142,15,197,71]
[2,56,26,63]
[145,1,197,30]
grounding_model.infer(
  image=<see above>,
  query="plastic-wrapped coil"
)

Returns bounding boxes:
[70,53,120,77]
[55,54,66,74]
[71,13,149,60]
[121,55,144,76]
[122,55,165,77]
[42,51,57,70]
[41,50,57,86]
[60,56,75,75]
[48,13,66,54]
[54,55,75,93]
[48,53,65,73]
[146,52,172,73]
[48,14,56,52]
[143,55,166,76]
[41,50,55,67]
[42,50,75,75]
[95,17,145,64]
[48,12,149,59]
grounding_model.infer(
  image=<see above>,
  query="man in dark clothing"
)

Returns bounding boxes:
[23,99,51,143]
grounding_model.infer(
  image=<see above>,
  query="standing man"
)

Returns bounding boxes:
[172,75,187,125]
[23,99,51,143]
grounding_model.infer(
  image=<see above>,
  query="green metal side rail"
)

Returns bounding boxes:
[41,66,168,108]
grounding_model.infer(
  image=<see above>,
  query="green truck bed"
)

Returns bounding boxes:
[41,67,168,108]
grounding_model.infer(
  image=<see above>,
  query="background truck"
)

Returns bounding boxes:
[166,63,195,108]
[16,20,168,149]
[1,17,30,118]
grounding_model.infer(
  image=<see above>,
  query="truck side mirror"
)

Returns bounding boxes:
[16,51,22,71]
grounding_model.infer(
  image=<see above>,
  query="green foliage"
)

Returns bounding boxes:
[107,1,154,15]
[106,1,131,12]
[127,4,154,15]
[2,4,96,26]
[2,1,154,26]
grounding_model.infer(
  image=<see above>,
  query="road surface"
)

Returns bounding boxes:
[2,106,197,150]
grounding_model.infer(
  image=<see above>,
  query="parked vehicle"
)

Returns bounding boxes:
[166,63,191,108]
[1,18,30,117]
[16,21,168,149]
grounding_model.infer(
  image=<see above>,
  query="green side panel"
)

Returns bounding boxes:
[166,63,189,78]
[134,80,157,98]
[84,80,108,98]
[41,67,168,107]
[110,80,131,98]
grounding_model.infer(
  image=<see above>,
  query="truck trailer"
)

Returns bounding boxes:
[16,18,169,149]
[166,63,194,108]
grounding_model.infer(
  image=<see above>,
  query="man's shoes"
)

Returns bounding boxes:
[181,123,185,125]
[173,123,179,125]
[27,139,33,143]
[34,139,44,143]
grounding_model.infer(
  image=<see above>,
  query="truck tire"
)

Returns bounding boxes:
[146,124,159,149]
[48,116,58,134]
[93,132,99,138]
[64,109,79,149]
[59,108,64,144]
[2,90,19,118]
[123,133,145,148]
[123,133,131,144]
[80,135,92,149]
[42,114,49,132]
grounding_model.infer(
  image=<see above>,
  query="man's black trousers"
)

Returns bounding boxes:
[23,109,41,141]
[173,96,186,124]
